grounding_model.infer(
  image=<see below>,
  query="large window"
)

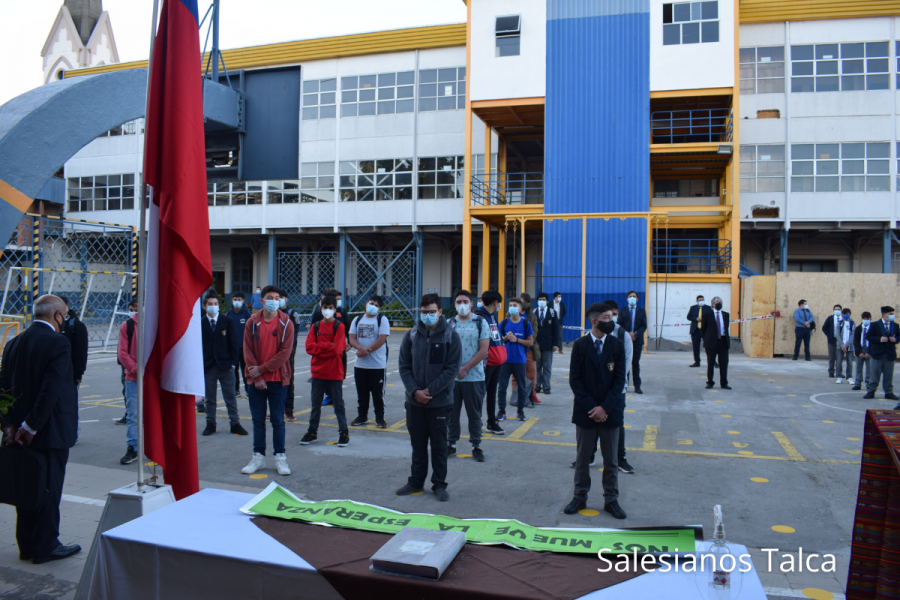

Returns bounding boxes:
[96,119,144,138]
[339,159,413,201]
[495,15,521,57]
[740,145,785,192]
[302,78,337,120]
[662,1,718,46]
[206,182,264,206]
[67,174,135,212]
[266,181,299,204]
[340,72,415,117]
[418,68,466,111]
[739,47,785,94]
[300,162,335,202]
[790,142,890,192]
[418,156,464,199]
[653,179,720,198]
[790,42,889,93]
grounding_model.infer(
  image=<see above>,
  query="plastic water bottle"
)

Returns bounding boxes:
[708,505,732,600]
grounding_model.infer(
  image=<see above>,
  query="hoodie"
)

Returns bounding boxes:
[117,314,138,381]
[227,304,252,348]
[475,306,506,366]
[243,310,294,386]
[305,319,346,380]
[398,315,462,409]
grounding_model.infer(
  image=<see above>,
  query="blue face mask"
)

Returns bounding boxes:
[477,301,483,309]
[232,300,243,309]
[421,313,438,327]
[366,304,378,316]
[508,306,520,316]
[279,298,286,309]
[336,299,342,308]
[834,310,841,317]
[890,315,896,322]
[611,315,618,323]
[862,320,871,326]
[842,314,850,321]
[627,297,637,306]
[537,300,547,309]
[206,305,219,317]
[264,299,279,313]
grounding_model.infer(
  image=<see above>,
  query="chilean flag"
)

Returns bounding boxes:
[141,0,210,500]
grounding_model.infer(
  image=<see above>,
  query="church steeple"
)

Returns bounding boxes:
[63,0,102,46]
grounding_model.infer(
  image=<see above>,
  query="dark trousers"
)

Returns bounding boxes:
[449,380,485,447]
[691,331,702,363]
[284,343,298,413]
[484,363,501,427]
[204,365,239,426]
[309,378,347,434]
[355,367,386,421]
[16,448,68,558]
[793,328,811,360]
[631,344,643,388]
[706,339,729,386]
[406,403,450,491]
[574,425,618,503]
[235,347,248,394]
[498,362,528,416]
[247,382,286,455]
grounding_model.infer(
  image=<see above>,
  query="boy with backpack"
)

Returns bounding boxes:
[448,290,491,462]
[475,290,506,435]
[301,295,349,447]
[349,294,391,428]
[116,299,139,465]
[497,298,534,422]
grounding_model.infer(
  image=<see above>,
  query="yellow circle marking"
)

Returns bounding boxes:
[775,386,784,389]
[578,509,600,516]
[772,525,795,533]
[715,400,725,403]
[623,425,632,429]
[787,394,797,397]
[249,474,267,480]
[543,431,561,436]
[625,409,636,413]
[709,390,718,393]
[720,414,732,418]
[750,477,768,483]
[597,468,604,472]
[326,441,338,445]
[410,491,423,495]
[386,384,395,387]
[822,420,836,424]
[801,405,812,408]
[847,437,861,441]
[802,588,834,600]
[738,451,754,455]
[727,431,740,434]
[626,395,633,398]
[145,461,158,467]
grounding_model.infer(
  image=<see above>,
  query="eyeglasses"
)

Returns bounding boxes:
[420,309,439,315]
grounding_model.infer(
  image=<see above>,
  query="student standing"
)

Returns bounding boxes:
[278,290,302,421]
[564,303,626,519]
[686,295,705,367]
[475,290,506,435]
[116,303,139,465]
[240,286,294,476]
[349,295,390,429]
[853,312,873,391]
[792,299,814,361]
[617,291,647,394]
[864,306,900,402]
[835,308,855,385]
[700,296,731,390]
[497,298,534,422]
[553,292,566,355]
[448,290,490,462]
[250,287,263,314]
[533,292,559,394]
[227,292,252,398]
[300,295,349,446]
[312,288,351,384]
[823,304,844,378]
[200,295,248,437]
[395,293,462,502]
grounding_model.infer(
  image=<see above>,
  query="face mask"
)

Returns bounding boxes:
[804,305,810,310]
[336,299,342,308]
[206,305,219,317]
[714,302,723,310]
[596,320,615,334]
[421,313,438,327]
[264,299,278,313]
[863,320,871,326]
[627,297,637,306]
[537,300,547,309]
[611,315,618,323]
[889,315,896,322]
[233,300,243,309]
[842,314,850,321]
[554,297,561,303]
[322,308,335,319]
[129,311,137,318]
[477,301,483,309]
[698,300,705,306]
[366,304,378,316]
[279,299,286,308]
[508,306,519,316]
[255,289,261,294]
[456,303,470,317]
[834,310,841,317]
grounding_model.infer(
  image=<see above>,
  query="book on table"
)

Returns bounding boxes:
[370,527,466,581]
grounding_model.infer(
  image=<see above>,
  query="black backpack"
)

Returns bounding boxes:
[116,319,135,366]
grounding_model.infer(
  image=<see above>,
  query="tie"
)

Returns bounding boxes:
[716,312,723,338]
[541,309,545,322]
[864,325,868,348]
[594,338,603,359]
[630,307,635,332]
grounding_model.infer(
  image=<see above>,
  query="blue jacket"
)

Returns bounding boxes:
[227,306,251,348]
[793,307,814,328]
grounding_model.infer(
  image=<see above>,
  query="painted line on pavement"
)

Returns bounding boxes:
[62,494,106,507]
[507,417,539,440]
[810,392,867,414]
[772,431,806,461]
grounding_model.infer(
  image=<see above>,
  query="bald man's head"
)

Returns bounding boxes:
[33,294,67,332]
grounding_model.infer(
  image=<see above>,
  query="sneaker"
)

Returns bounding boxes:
[202,424,216,436]
[114,415,127,425]
[241,452,266,474]
[230,423,249,436]
[448,445,457,456]
[497,412,506,421]
[852,386,861,391]
[338,433,350,447]
[604,501,627,519]
[570,461,576,469]
[119,446,137,465]
[285,412,296,422]
[836,378,843,384]
[322,394,332,406]
[517,413,526,421]
[274,453,291,475]
[351,418,369,427]
[486,423,504,435]
[527,401,535,408]
[196,404,205,414]
[396,483,424,496]
[434,488,450,502]
[849,379,856,386]
[571,454,601,468]
[376,419,387,429]
[533,397,543,405]
[472,448,485,462]
[618,459,635,474]
[886,393,900,401]
[563,496,587,514]
[299,432,318,445]
[863,392,876,399]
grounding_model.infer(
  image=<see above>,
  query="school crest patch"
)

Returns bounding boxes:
[607,362,615,372]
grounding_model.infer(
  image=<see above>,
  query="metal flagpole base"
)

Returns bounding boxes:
[73,483,176,600]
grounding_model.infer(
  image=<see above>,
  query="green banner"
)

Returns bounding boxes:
[241,483,696,555]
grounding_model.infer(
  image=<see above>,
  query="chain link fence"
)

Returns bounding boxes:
[277,251,337,333]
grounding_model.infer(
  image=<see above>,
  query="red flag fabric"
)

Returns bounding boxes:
[141,0,210,500]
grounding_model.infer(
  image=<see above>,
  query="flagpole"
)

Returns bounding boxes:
[136,0,161,490]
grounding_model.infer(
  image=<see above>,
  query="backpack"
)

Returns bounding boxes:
[117,319,135,366]
[350,313,390,361]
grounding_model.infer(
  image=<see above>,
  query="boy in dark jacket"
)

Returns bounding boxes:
[227,292,252,397]
[395,293,462,502]
[564,303,626,519]
[301,295,349,446]
[475,290,505,435]
[200,294,247,437]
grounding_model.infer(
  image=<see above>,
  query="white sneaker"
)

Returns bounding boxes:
[241,453,265,474]
[848,379,856,386]
[836,378,843,384]
[274,453,291,476]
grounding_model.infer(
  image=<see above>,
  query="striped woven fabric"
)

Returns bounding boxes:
[847,410,900,599]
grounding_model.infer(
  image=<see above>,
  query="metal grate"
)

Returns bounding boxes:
[277,251,337,333]
[348,250,417,326]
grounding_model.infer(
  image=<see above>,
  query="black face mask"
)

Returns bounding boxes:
[714,302,723,310]
[596,320,615,334]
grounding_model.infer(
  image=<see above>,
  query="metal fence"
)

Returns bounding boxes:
[650,108,733,144]
[277,251,338,333]
[651,238,732,274]
[470,172,544,206]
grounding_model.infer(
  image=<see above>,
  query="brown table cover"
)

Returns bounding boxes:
[252,516,654,600]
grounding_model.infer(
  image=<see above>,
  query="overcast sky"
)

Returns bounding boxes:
[0,0,467,106]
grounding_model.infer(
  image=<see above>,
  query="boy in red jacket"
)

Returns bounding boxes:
[300,295,349,447]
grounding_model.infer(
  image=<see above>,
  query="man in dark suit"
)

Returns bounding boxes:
[564,303,627,519]
[1,295,81,564]
[686,295,705,368]
[201,294,248,436]
[617,290,647,394]
[700,296,731,390]
[553,292,566,355]
[533,292,559,394]
[864,306,899,402]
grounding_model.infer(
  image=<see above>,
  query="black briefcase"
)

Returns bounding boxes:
[0,444,48,511]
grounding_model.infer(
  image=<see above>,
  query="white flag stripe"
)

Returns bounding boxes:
[141,202,160,370]
[160,298,205,395]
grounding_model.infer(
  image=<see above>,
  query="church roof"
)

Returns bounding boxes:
[64,0,102,46]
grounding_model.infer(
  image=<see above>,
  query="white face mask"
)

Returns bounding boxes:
[255,289,261,294]
[129,311,137,318]
[456,303,470,317]
[698,300,705,306]
[336,299,342,308]
[804,305,810,310]
[322,308,335,319]
[233,300,243,308]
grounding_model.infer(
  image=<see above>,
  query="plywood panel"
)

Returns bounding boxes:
[749,276,776,358]
[773,272,900,357]
[740,276,753,349]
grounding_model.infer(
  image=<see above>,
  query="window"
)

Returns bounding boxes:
[418,156,464,199]
[67,174,135,212]
[653,179,720,198]
[790,42,889,93]
[301,78,337,120]
[339,159,413,201]
[418,67,465,111]
[266,181,300,204]
[790,142,890,192]
[495,15,521,57]
[739,47,785,94]
[472,153,497,173]
[739,145,785,192]
[97,119,144,138]
[896,41,900,87]
[662,1,718,45]
[300,162,335,202]
[788,260,837,273]
[206,181,264,206]
[340,72,415,117]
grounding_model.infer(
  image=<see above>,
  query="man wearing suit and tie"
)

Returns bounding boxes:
[201,294,249,436]
[853,311,873,391]
[701,296,731,390]
[617,290,647,394]
[686,295,705,368]
[864,306,900,402]
[564,303,627,519]
[533,292,559,394]
[1,295,81,564]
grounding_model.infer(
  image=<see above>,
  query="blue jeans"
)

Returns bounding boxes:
[497,362,528,416]
[248,382,286,455]
[124,380,138,451]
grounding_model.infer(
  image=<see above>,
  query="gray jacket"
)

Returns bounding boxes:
[398,316,462,409]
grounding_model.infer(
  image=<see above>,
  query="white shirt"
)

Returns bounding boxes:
[554,300,561,315]
[590,331,607,346]
[208,316,217,329]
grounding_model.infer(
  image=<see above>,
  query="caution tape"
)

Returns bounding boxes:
[563,313,781,332]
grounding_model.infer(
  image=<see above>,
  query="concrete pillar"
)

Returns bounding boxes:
[779,229,788,272]
[267,233,276,285]
[884,229,892,274]
[339,233,348,299]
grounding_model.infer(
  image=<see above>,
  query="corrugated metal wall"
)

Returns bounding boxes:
[543,0,651,337]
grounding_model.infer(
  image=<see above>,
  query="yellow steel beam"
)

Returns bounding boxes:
[461,3,473,292]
